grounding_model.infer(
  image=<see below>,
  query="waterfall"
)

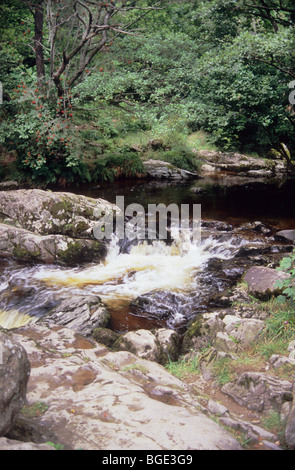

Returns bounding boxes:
[0,228,246,330]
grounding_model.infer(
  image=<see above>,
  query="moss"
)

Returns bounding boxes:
[57,239,106,264]
[185,316,203,339]
[12,244,41,260]
[46,198,73,218]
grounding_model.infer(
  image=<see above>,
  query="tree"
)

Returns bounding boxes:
[20,0,167,104]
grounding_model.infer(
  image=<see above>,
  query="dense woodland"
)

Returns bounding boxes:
[0,0,294,186]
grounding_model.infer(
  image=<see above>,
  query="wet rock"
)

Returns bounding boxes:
[243,266,290,300]
[130,291,193,329]
[221,372,293,412]
[92,327,121,348]
[0,222,107,264]
[0,331,31,436]
[42,295,110,336]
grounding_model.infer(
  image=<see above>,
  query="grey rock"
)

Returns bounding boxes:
[10,323,242,450]
[42,295,110,336]
[143,159,198,180]
[276,230,295,243]
[0,437,54,450]
[285,382,295,449]
[221,372,293,412]
[243,266,290,300]
[0,332,31,436]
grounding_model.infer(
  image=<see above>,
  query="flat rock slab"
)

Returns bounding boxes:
[9,324,242,450]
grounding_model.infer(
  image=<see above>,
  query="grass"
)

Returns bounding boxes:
[165,354,200,380]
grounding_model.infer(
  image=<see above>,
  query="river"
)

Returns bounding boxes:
[0,174,294,332]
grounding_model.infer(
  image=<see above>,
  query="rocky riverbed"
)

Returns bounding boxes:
[0,173,295,450]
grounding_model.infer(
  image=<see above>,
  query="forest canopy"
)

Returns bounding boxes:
[0,0,294,185]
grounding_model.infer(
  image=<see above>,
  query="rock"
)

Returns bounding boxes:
[9,323,242,450]
[0,222,107,264]
[285,382,295,449]
[153,328,180,363]
[0,331,31,436]
[0,189,117,238]
[229,319,265,346]
[218,416,278,446]
[142,159,198,180]
[92,327,121,348]
[114,329,163,364]
[0,189,119,264]
[207,399,229,417]
[221,372,293,412]
[243,266,290,300]
[0,181,19,190]
[42,295,110,336]
[213,331,239,353]
[268,354,295,368]
[197,150,286,176]
[0,437,54,450]
[130,290,192,329]
[275,230,295,243]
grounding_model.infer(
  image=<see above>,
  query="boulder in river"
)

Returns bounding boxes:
[0,189,119,264]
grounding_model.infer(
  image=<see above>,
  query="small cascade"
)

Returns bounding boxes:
[0,227,249,330]
[0,309,37,329]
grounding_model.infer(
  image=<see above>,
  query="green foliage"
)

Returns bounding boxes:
[0,79,91,186]
[155,145,201,172]
[276,249,295,303]
[93,151,145,183]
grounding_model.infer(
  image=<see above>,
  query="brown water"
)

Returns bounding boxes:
[0,174,294,332]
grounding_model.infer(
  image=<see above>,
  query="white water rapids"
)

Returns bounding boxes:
[0,228,247,330]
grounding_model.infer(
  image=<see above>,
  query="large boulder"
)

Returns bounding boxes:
[0,331,31,436]
[243,266,290,300]
[0,189,118,264]
[0,223,106,264]
[0,189,117,238]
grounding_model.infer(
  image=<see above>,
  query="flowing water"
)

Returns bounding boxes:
[0,175,294,332]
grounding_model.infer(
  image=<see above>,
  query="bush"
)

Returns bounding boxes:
[93,152,145,182]
[159,145,200,172]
